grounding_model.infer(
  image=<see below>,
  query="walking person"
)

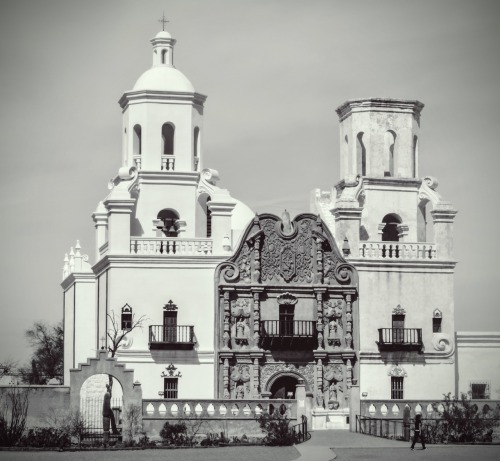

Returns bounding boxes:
[411,413,426,450]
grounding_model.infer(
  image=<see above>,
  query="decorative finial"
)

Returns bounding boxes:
[158,12,169,31]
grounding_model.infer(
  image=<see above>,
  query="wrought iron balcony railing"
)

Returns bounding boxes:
[149,325,195,350]
[259,320,317,350]
[377,328,423,351]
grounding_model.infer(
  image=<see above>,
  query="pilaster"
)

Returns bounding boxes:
[208,201,237,256]
[332,207,362,257]
[431,205,458,260]
[103,198,136,254]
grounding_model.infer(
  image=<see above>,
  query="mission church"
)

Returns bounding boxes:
[60,26,499,431]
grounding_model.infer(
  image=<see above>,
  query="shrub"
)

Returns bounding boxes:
[0,386,30,446]
[160,422,187,445]
[430,393,500,443]
[257,413,297,446]
[138,434,155,447]
[18,427,71,448]
[123,404,142,442]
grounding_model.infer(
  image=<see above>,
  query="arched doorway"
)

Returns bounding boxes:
[270,375,299,399]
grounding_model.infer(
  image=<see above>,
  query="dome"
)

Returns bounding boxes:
[155,30,172,39]
[133,66,194,93]
[231,199,255,248]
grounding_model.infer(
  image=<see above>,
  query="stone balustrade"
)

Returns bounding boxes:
[130,238,213,256]
[360,399,500,419]
[142,398,296,421]
[358,242,437,260]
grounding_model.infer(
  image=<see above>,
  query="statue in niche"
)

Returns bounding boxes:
[235,383,245,399]
[345,332,353,349]
[324,365,343,410]
[329,381,342,402]
[232,317,249,347]
[230,365,250,399]
[236,318,246,338]
[328,318,342,347]
[325,299,343,347]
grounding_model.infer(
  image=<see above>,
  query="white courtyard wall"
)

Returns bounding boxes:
[360,362,455,400]
[456,332,500,399]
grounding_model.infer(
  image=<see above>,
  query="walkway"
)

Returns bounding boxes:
[295,430,500,461]
[1,432,499,460]
[295,429,407,460]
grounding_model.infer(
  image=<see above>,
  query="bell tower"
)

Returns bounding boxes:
[312,98,458,409]
[115,29,207,239]
[337,98,423,179]
[119,30,205,174]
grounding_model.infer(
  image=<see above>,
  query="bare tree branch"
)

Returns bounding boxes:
[106,310,148,357]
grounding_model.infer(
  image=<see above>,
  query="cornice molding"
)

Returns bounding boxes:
[119,90,207,110]
[92,254,226,277]
[336,98,424,122]
[137,171,199,186]
[361,177,422,188]
[61,272,96,291]
[115,349,215,363]
[456,332,500,345]
[347,259,457,272]
[359,350,455,363]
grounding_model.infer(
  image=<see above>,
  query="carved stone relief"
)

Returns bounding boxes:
[260,363,315,393]
[324,364,344,410]
[230,365,251,399]
[230,299,252,349]
[388,365,407,378]
[235,242,252,283]
[260,217,315,284]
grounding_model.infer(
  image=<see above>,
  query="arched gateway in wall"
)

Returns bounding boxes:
[215,212,359,418]
[69,350,143,439]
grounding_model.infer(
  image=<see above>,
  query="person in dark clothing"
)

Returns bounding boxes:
[102,384,118,435]
[411,413,426,450]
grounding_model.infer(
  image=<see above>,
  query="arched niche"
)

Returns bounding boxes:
[381,213,402,242]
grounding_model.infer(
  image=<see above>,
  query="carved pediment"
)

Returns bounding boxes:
[216,212,356,288]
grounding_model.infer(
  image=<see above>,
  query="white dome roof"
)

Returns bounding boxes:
[155,30,172,39]
[133,66,194,93]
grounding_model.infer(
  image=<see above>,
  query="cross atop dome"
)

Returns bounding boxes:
[158,13,169,31]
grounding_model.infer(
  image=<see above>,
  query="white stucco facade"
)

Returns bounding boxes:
[61,30,254,399]
[60,28,499,419]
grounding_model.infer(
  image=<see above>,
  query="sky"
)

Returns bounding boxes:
[0,0,499,365]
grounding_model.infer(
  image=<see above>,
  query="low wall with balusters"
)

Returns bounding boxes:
[142,398,297,439]
[360,399,500,419]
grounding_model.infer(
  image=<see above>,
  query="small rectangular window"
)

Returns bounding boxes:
[391,377,404,399]
[164,378,178,399]
[471,382,489,399]
[432,317,442,333]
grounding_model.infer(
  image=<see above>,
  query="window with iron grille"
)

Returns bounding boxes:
[391,377,404,399]
[121,304,132,330]
[164,378,178,398]
[432,317,442,333]
[471,382,490,399]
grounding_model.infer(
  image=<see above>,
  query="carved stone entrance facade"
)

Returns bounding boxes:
[215,212,358,426]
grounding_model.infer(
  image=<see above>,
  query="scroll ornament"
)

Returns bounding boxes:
[220,262,240,282]
[432,333,455,355]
